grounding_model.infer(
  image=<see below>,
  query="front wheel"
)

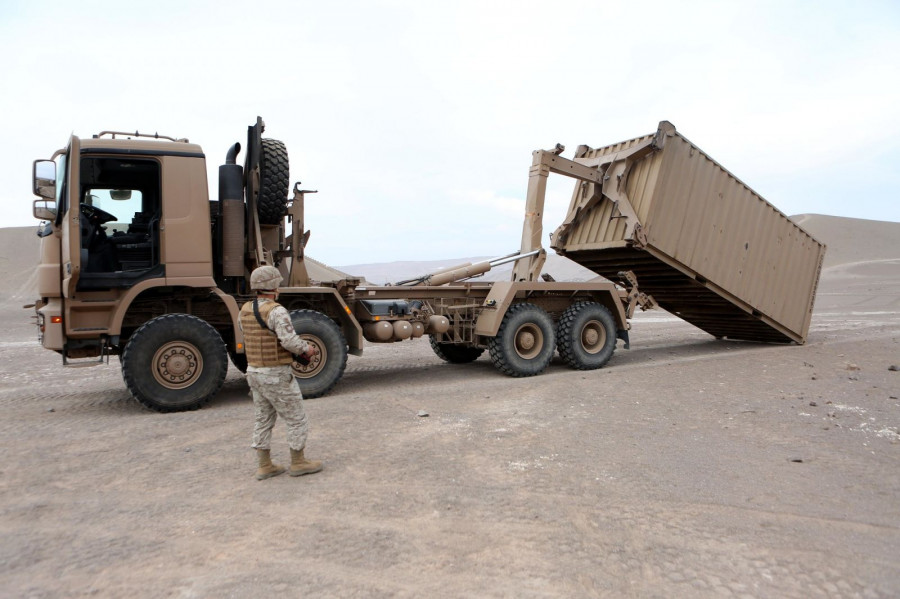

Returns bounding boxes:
[488,303,555,377]
[122,314,228,412]
[289,310,348,398]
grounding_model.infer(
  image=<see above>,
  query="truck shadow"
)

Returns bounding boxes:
[316,337,779,399]
[199,336,780,411]
[330,358,500,397]
[213,377,252,408]
[607,337,779,371]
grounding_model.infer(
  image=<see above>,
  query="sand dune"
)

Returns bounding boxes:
[343,213,900,285]
[0,225,43,304]
[0,226,358,300]
[2,213,897,304]
[791,214,900,269]
[338,253,599,286]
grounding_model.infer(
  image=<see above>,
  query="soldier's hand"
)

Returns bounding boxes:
[304,345,319,359]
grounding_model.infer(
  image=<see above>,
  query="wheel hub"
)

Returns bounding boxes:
[292,336,327,379]
[514,324,543,359]
[519,332,535,351]
[581,320,606,354]
[152,342,202,389]
[166,354,191,376]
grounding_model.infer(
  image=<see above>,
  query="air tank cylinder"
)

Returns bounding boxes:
[363,320,428,342]
[363,321,393,342]
[426,315,450,334]
[392,321,413,340]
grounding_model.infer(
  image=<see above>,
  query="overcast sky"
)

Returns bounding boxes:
[1,0,898,266]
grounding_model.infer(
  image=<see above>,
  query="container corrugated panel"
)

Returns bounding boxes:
[552,122,826,343]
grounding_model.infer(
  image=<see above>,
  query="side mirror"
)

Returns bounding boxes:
[33,198,57,221]
[33,160,56,199]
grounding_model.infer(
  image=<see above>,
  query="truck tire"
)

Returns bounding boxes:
[257,138,290,225]
[556,302,617,370]
[488,303,555,377]
[429,335,485,363]
[122,314,228,412]
[290,310,348,398]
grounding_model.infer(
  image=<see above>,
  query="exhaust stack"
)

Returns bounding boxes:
[220,143,245,277]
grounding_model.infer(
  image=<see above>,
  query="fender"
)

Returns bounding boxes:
[210,288,241,350]
[107,276,222,335]
[277,286,365,356]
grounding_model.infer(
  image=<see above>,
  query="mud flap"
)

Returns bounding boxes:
[616,329,630,350]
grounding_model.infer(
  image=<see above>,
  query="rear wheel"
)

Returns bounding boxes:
[257,138,290,224]
[488,303,555,377]
[556,302,617,370]
[289,310,348,398]
[122,314,228,412]
[429,335,485,363]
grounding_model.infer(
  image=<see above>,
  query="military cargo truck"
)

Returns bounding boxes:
[29,118,822,412]
[29,118,653,412]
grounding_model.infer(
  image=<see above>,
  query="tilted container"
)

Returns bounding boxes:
[551,121,826,343]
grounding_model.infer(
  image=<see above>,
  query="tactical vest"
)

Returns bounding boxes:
[239,299,295,368]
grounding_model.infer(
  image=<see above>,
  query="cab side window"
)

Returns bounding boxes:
[77,157,163,288]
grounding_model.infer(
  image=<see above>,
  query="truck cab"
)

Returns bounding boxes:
[32,133,223,361]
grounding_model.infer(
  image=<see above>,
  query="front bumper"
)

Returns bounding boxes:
[36,299,64,350]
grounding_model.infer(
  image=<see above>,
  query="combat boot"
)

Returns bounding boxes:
[289,448,323,477]
[255,449,286,480]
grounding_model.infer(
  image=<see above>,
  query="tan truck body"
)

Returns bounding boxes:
[29,118,822,412]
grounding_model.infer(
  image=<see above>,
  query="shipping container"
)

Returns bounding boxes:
[550,121,826,343]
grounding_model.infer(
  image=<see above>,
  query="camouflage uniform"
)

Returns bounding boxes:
[240,299,311,451]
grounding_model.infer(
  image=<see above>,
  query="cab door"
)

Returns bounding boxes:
[60,136,81,298]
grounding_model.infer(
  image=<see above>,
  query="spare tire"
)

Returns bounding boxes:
[258,138,289,224]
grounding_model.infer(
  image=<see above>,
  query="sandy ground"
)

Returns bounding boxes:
[0,216,898,598]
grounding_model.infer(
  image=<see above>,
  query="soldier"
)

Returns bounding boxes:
[240,265,323,480]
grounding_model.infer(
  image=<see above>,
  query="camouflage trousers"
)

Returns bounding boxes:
[247,365,309,451]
